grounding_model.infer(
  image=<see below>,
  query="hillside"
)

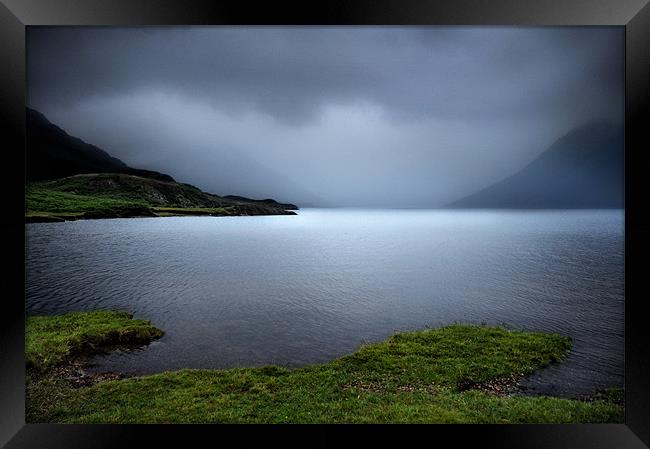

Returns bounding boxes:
[25,108,299,222]
[223,195,298,210]
[448,121,624,209]
[27,108,174,182]
[26,173,297,222]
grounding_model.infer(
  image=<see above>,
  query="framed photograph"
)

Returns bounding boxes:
[1,0,649,447]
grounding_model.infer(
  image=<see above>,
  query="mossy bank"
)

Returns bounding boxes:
[26,173,297,222]
[26,311,623,424]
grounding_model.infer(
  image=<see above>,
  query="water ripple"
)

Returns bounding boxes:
[25,210,624,395]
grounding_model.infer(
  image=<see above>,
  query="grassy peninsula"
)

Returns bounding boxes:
[26,311,623,423]
[26,311,164,372]
[26,173,297,222]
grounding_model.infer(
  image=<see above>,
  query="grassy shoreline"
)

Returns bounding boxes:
[25,206,236,223]
[26,311,623,424]
[25,174,297,222]
[26,311,164,372]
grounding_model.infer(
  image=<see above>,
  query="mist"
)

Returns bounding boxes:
[27,26,623,207]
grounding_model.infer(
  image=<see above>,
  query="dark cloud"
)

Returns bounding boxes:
[27,27,623,206]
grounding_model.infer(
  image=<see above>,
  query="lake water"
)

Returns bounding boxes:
[25,209,624,397]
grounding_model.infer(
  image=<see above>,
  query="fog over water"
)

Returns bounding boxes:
[27,27,623,207]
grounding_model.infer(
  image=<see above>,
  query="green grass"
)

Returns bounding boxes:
[25,313,623,423]
[26,311,164,372]
[26,180,230,220]
[26,184,153,221]
[26,184,151,214]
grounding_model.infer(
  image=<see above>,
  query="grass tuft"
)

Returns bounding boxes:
[26,310,164,372]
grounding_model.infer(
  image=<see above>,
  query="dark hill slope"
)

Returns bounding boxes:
[26,108,174,182]
[223,195,298,210]
[448,121,623,209]
[25,108,299,221]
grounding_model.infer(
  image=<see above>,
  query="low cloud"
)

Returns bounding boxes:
[27,26,623,206]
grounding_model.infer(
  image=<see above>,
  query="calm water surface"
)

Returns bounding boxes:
[25,209,624,397]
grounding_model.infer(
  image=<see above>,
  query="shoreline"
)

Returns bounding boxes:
[25,207,297,223]
[26,310,623,424]
[26,173,299,223]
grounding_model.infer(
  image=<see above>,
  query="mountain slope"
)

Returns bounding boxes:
[448,121,624,208]
[26,108,174,182]
[25,108,298,222]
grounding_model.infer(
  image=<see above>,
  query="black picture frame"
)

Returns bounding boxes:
[1,1,649,447]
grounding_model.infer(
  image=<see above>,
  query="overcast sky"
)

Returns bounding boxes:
[27,26,623,207]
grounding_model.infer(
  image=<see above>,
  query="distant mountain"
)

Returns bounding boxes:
[448,121,623,208]
[26,107,175,182]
